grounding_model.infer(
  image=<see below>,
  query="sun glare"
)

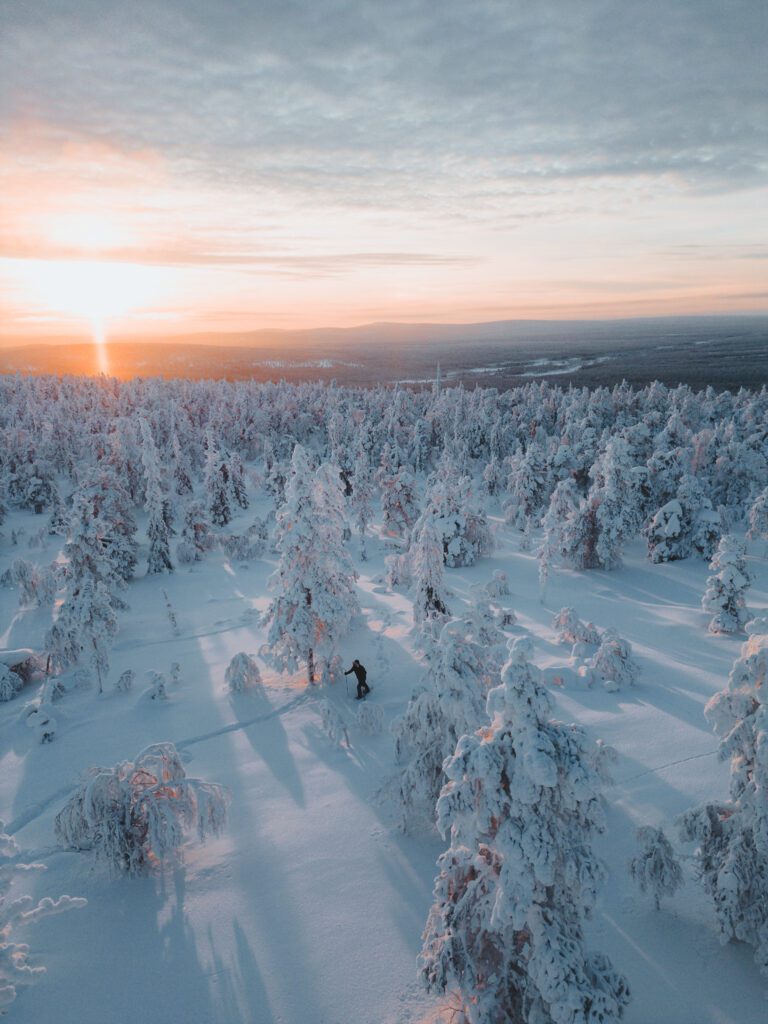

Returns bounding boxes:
[10,258,170,374]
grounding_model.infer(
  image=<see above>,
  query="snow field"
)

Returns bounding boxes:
[1,499,767,1023]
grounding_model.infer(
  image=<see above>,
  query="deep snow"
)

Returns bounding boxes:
[1,501,767,1024]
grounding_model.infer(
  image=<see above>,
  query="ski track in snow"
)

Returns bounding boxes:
[5,692,313,839]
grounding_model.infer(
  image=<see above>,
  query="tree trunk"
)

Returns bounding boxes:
[307,647,315,685]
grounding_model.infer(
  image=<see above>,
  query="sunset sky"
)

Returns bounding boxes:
[1,0,766,344]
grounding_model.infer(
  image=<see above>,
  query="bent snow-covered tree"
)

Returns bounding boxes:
[54,742,228,876]
[262,445,359,684]
[679,630,768,974]
[419,637,630,1024]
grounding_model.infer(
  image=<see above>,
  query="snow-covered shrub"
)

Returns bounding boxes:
[54,743,228,876]
[0,821,86,1011]
[115,669,135,694]
[419,636,630,1024]
[679,632,768,973]
[25,703,56,743]
[355,702,383,735]
[701,535,751,634]
[319,701,350,748]
[170,662,181,686]
[0,664,23,703]
[148,671,167,701]
[629,826,683,909]
[225,653,261,693]
[485,570,510,598]
[552,607,600,646]
[495,606,517,628]
[589,628,640,690]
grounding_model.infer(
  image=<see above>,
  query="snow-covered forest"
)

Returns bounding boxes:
[1,372,767,1024]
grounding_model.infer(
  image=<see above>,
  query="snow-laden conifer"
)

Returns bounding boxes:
[140,419,174,574]
[629,826,683,910]
[679,631,768,973]
[262,445,359,684]
[391,621,486,832]
[351,445,375,559]
[701,535,751,634]
[410,509,450,625]
[54,743,228,876]
[380,464,419,540]
[747,486,768,550]
[419,637,630,1024]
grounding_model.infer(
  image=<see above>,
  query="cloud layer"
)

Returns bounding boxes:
[1,0,766,330]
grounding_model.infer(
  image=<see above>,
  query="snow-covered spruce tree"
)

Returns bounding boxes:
[351,445,374,560]
[419,637,630,1024]
[537,477,582,599]
[140,419,174,574]
[747,486,768,551]
[1,821,86,1011]
[262,445,359,684]
[678,631,768,973]
[676,474,721,561]
[701,535,751,635]
[380,464,419,540]
[628,826,683,910]
[644,499,689,563]
[410,508,450,626]
[177,500,214,563]
[79,465,138,583]
[391,620,486,832]
[228,450,249,510]
[225,652,261,692]
[424,470,493,568]
[45,489,126,692]
[54,743,228,876]
[204,431,232,527]
[587,437,643,570]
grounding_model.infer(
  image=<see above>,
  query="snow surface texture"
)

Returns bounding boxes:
[0,375,767,1023]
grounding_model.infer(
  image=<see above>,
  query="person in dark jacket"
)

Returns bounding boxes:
[345,659,370,699]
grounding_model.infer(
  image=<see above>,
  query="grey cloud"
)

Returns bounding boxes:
[1,0,767,211]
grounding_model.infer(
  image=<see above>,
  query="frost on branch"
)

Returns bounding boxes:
[679,631,768,974]
[225,652,262,693]
[54,743,228,876]
[419,637,630,1024]
[1,820,86,1010]
[629,826,683,909]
